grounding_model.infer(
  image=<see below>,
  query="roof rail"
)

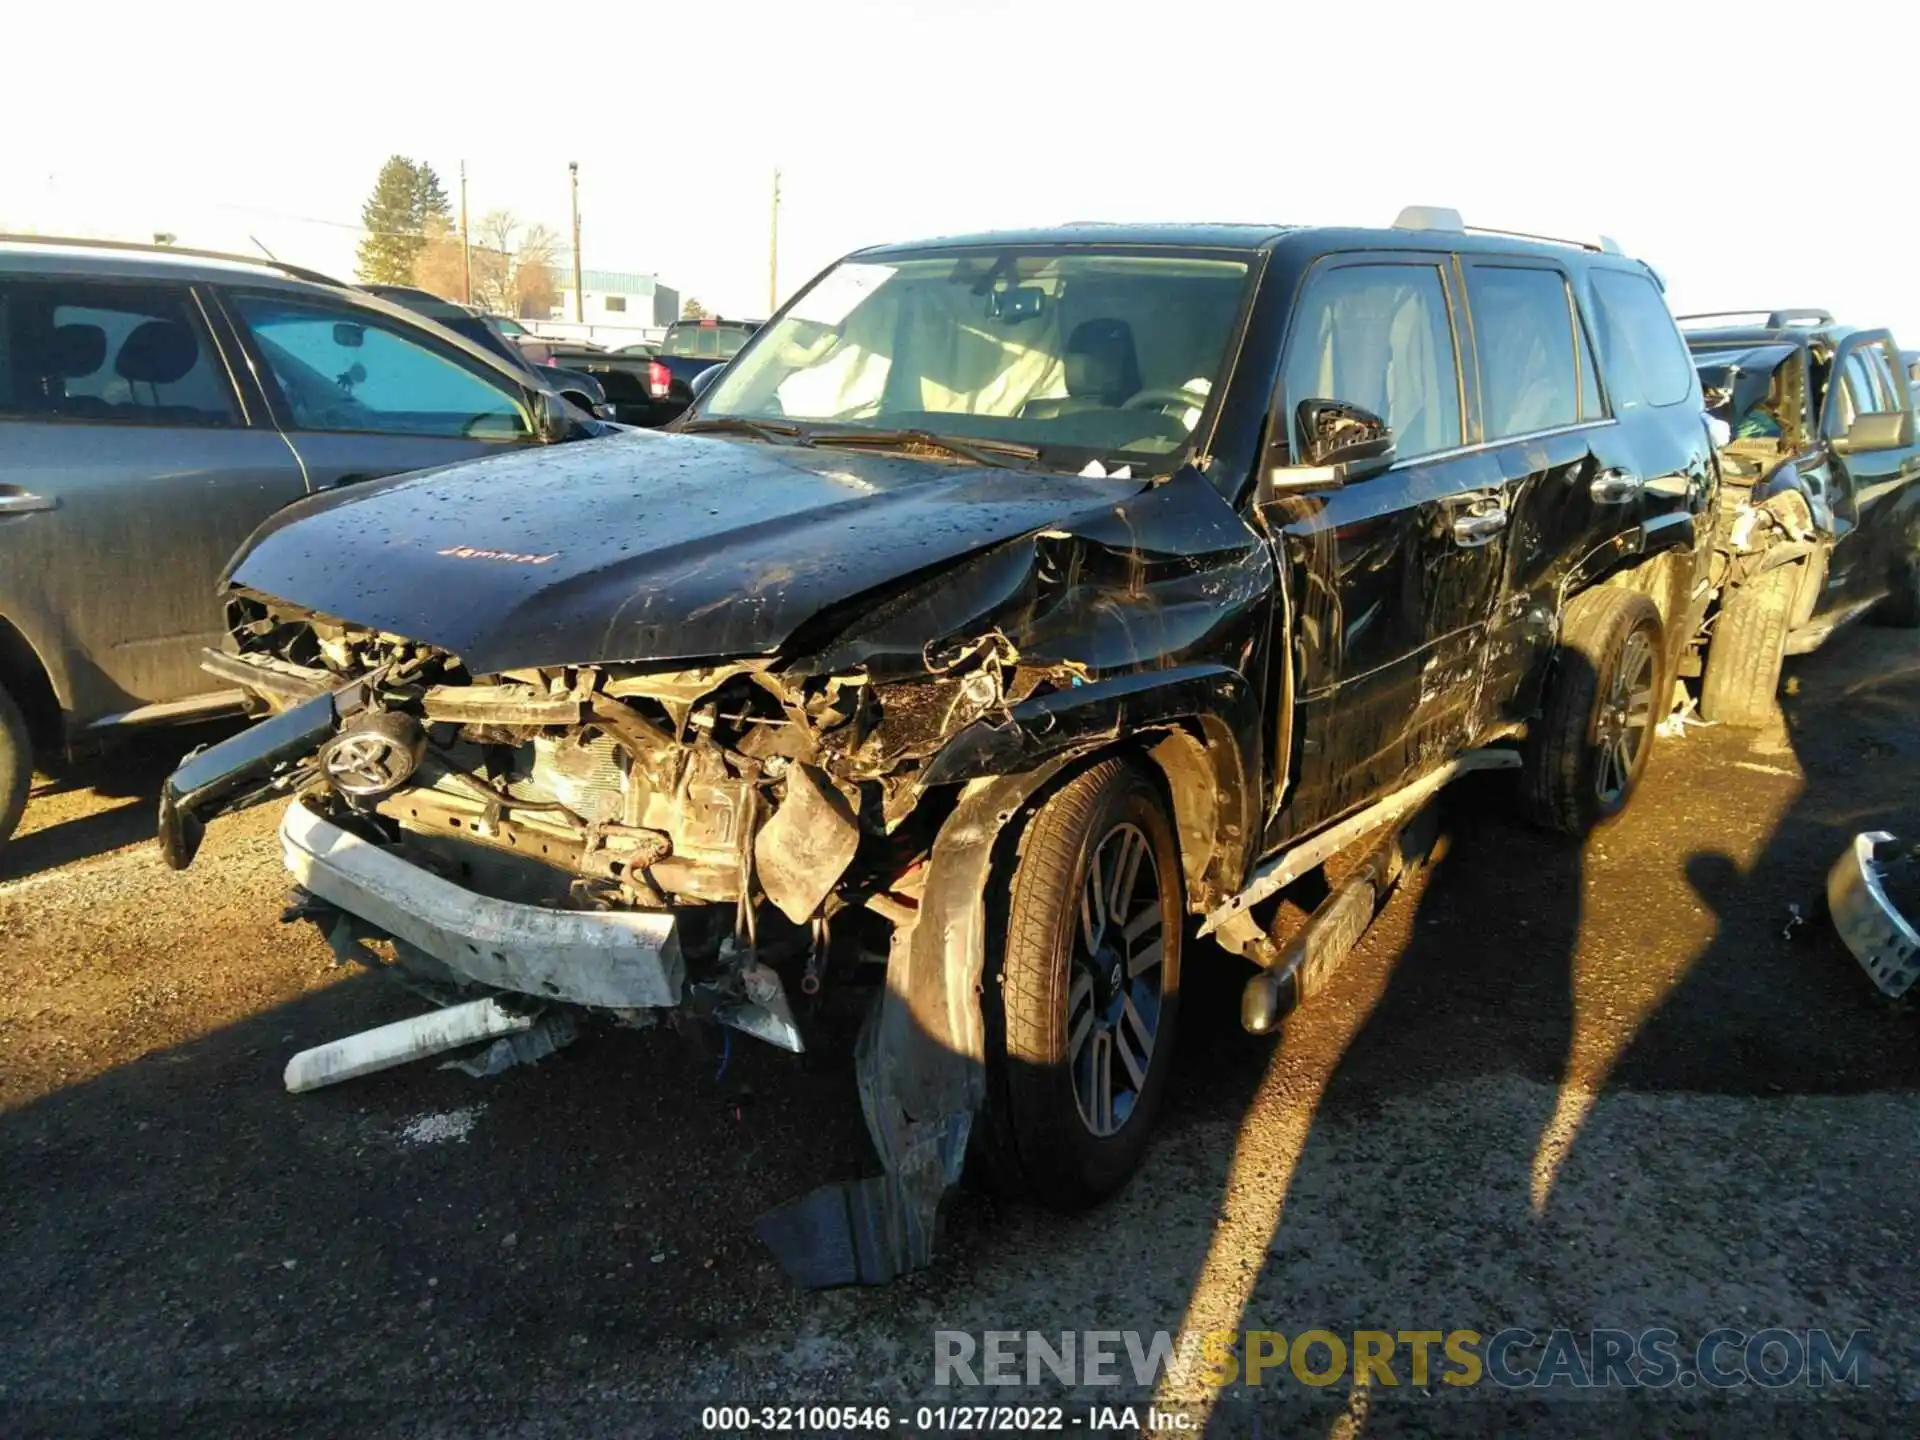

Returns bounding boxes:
[1675,308,1835,329]
[1391,208,1623,254]
[0,232,348,290]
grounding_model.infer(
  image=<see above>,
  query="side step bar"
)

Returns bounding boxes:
[1201,746,1519,941]
[1241,802,1441,1033]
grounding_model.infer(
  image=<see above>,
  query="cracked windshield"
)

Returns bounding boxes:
[700,249,1254,467]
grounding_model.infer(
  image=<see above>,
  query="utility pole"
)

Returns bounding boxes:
[768,166,782,314]
[459,160,471,305]
[568,161,584,324]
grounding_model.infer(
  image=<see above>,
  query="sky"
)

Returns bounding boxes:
[7,0,1917,340]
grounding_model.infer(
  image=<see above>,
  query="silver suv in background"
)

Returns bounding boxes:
[0,236,606,851]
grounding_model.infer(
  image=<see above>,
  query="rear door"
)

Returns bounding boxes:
[218,289,541,490]
[1259,253,1508,843]
[1821,329,1920,603]
[1459,257,1625,718]
[0,276,309,721]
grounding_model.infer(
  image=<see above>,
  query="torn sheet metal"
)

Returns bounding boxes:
[753,764,860,924]
[441,1011,579,1078]
[1827,831,1920,998]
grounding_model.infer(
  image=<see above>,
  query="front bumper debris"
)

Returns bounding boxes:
[281,797,687,1009]
[1827,831,1920,998]
[157,683,367,870]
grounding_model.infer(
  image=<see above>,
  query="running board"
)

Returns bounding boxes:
[1201,747,1520,941]
[1241,803,1440,1033]
[84,689,254,730]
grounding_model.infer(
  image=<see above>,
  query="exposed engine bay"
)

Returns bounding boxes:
[210,592,1080,1050]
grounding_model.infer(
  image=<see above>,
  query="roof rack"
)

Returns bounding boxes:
[1675,308,1835,329]
[0,232,348,290]
[1389,207,1622,254]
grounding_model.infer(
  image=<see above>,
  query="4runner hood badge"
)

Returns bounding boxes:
[436,546,560,565]
[320,713,426,798]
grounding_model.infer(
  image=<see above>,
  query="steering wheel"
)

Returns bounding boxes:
[1122,386,1210,421]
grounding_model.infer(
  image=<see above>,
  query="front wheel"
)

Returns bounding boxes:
[984,757,1182,1210]
[1521,588,1664,836]
[0,683,31,852]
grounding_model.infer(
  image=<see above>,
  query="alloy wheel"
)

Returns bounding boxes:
[1066,822,1167,1138]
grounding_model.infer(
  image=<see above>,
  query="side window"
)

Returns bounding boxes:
[230,293,529,439]
[0,280,237,427]
[1281,262,1462,461]
[1464,265,1579,439]
[1588,269,1695,411]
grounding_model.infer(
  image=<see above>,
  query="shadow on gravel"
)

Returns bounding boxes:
[0,961,872,1424]
[1142,628,1920,1435]
[1602,624,1920,1098]
[5,722,242,883]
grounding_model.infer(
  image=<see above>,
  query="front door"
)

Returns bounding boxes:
[0,278,310,723]
[218,289,541,492]
[1821,329,1920,606]
[1257,254,1507,847]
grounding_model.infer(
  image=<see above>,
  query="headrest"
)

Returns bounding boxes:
[46,323,108,380]
[1065,318,1141,405]
[115,320,199,386]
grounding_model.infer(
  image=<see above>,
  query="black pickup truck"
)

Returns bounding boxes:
[1684,310,1920,724]
[651,315,759,409]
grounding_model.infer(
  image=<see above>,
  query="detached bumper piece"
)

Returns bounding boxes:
[280,798,686,1009]
[1827,831,1920,998]
[157,683,366,870]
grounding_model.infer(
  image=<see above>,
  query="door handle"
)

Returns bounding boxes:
[1590,468,1644,503]
[0,492,57,516]
[1451,505,1508,548]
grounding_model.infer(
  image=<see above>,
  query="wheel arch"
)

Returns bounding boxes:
[0,615,64,751]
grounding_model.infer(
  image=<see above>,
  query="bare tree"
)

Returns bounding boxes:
[512,223,562,319]
[412,215,467,301]
[463,210,563,318]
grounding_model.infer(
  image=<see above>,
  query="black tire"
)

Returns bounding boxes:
[984,757,1182,1210]
[1873,553,1920,628]
[1521,588,1664,836]
[0,683,31,851]
[1700,563,1798,727]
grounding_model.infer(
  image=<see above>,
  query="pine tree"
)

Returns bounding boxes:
[411,163,452,233]
[356,155,441,284]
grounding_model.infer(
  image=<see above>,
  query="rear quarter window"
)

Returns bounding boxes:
[1589,270,1695,411]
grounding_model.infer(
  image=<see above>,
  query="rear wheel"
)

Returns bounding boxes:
[1874,549,1920,628]
[1521,588,1664,836]
[0,683,31,851]
[985,758,1182,1209]
[1700,563,1798,726]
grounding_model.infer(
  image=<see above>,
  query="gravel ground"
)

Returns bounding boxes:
[2,627,1917,1438]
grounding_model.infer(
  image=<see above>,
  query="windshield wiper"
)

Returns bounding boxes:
[807,427,1040,468]
[677,416,811,445]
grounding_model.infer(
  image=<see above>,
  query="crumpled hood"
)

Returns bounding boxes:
[227,430,1130,674]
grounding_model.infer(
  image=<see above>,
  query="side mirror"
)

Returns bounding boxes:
[688,364,721,401]
[529,387,572,444]
[1261,399,1396,499]
[1833,409,1913,455]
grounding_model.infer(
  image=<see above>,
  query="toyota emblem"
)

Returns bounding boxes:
[320,713,425,798]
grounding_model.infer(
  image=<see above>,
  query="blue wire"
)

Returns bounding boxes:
[715,1029,732,1085]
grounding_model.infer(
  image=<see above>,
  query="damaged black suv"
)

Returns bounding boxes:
[160,211,1716,1285]
[1684,310,1920,725]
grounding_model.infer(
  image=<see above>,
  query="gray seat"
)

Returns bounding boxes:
[114,319,209,422]
[1022,319,1143,419]
[34,323,111,417]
